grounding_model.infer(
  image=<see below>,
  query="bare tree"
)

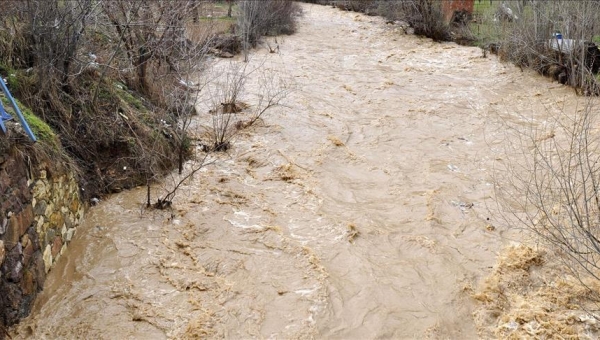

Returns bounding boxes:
[208,61,250,150]
[203,58,290,152]
[97,1,204,98]
[494,97,600,304]
[236,0,300,62]
[244,65,290,126]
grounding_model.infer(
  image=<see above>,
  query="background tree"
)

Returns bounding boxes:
[237,0,300,62]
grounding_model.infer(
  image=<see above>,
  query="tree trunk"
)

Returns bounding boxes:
[178,143,184,175]
[136,47,150,93]
[147,181,151,208]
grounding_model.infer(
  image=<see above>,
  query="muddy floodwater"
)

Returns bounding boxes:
[12,4,582,339]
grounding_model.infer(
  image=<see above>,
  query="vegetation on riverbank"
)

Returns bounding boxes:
[0,0,299,200]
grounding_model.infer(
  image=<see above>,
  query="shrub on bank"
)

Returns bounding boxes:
[473,0,600,95]
[300,0,452,42]
[237,0,302,49]
[0,1,216,197]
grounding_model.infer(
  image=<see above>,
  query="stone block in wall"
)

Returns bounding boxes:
[51,236,62,258]
[48,211,64,230]
[0,281,21,325]
[33,200,47,216]
[43,202,53,219]
[21,270,34,296]
[0,157,85,329]
[31,180,47,199]
[1,196,19,217]
[27,225,40,253]
[70,197,79,213]
[4,216,21,251]
[0,217,6,235]
[35,216,43,233]
[3,244,23,283]
[43,228,55,248]
[65,214,73,229]
[22,236,33,267]
[4,206,34,253]
[42,245,52,273]
[18,205,33,236]
[31,251,45,289]
[66,228,75,242]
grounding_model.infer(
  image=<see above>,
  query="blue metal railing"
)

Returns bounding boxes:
[0,77,36,142]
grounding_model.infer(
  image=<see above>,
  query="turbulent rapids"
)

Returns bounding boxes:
[11,3,588,339]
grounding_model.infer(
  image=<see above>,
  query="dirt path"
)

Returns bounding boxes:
[12,4,580,339]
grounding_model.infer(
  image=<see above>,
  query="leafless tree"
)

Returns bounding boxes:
[494,96,600,304]
[96,1,206,99]
[244,65,290,126]
[236,0,300,62]
[207,61,250,150]
[204,58,290,152]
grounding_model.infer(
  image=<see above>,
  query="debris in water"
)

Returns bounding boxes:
[273,163,297,182]
[473,244,600,338]
[535,131,556,143]
[342,84,356,95]
[346,223,360,243]
[447,164,459,172]
[328,135,345,147]
[402,235,437,252]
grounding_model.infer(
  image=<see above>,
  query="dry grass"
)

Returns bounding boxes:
[472,245,600,339]
[346,223,360,243]
[328,135,345,147]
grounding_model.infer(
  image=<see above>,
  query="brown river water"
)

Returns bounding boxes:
[11,4,585,339]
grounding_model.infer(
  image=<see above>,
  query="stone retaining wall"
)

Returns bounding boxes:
[0,154,84,328]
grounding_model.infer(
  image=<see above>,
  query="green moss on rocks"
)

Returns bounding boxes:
[1,96,58,147]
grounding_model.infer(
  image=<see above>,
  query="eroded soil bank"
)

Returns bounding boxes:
[10,4,585,339]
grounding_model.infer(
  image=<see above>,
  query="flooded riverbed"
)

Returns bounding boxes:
[12,4,583,339]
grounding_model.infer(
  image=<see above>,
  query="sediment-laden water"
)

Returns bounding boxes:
[12,4,583,339]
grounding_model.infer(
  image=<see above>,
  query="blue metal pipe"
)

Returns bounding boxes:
[0,116,6,134]
[0,101,9,134]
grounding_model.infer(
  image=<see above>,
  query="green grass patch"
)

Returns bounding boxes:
[113,82,146,111]
[474,0,495,12]
[0,63,37,99]
[0,63,19,90]
[22,106,56,143]
[0,61,16,75]
[1,95,58,145]
[470,1,500,46]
